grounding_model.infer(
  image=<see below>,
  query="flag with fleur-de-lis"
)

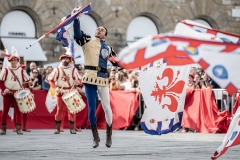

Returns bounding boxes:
[140,59,190,135]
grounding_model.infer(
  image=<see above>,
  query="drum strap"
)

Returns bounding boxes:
[9,68,22,88]
[61,67,71,87]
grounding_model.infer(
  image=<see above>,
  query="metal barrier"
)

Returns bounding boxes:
[137,89,237,117]
[212,89,238,115]
[133,90,238,130]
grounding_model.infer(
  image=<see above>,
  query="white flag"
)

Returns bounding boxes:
[211,107,240,159]
[140,60,190,135]
[45,87,57,113]
[8,107,14,120]
[174,21,222,42]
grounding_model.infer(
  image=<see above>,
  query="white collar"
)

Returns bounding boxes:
[8,66,19,70]
[60,64,72,69]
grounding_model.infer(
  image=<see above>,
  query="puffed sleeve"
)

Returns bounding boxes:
[48,68,59,82]
[0,68,7,81]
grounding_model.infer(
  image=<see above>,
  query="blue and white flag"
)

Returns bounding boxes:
[56,4,91,47]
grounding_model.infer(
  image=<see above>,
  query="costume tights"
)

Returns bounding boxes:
[84,83,112,127]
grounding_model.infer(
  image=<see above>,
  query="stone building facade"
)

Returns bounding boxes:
[0,0,240,63]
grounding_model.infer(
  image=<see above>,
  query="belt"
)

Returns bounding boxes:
[84,65,108,73]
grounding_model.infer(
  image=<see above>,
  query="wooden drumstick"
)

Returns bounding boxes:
[70,83,75,91]
[10,83,17,90]
[5,83,17,94]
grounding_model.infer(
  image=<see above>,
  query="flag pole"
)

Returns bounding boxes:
[26,3,91,49]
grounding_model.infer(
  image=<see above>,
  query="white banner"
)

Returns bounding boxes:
[140,60,190,135]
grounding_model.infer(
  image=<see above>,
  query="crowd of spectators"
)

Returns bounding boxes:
[109,66,140,93]
[0,60,141,94]
[187,67,220,90]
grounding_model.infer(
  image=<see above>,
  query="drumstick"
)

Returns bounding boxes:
[10,83,17,90]
[6,83,17,94]
[70,83,75,91]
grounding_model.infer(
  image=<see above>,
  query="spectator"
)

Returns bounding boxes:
[37,65,45,77]
[110,67,117,77]
[29,68,41,90]
[42,66,52,91]
[117,71,127,90]
[123,71,128,82]
[29,62,42,88]
[194,73,202,89]
[45,66,53,76]
[128,73,140,92]
[201,73,220,89]
[109,74,119,91]
[186,74,195,89]
[190,67,197,76]
[29,62,37,75]
[109,70,115,78]
[197,68,204,75]
[110,66,117,74]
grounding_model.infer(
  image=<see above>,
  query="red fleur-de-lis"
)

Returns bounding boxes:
[11,75,17,81]
[151,68,185,112]
[73,98,80,108]
[149,119,156,123]
[27,98,33,109]
[61,74,70,82]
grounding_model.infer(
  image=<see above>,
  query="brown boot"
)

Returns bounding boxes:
[1,123,7,135]
[54,121,61,134]
[105,123,112,148]
[69,121,76,134]
[91,125,100,148]
[16,123,23,135]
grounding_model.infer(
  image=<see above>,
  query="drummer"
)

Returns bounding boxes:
[0,50,31,135]
[48,51,82,134]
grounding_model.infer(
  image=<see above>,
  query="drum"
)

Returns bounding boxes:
[62,89,86,114]
[14,88,36,113]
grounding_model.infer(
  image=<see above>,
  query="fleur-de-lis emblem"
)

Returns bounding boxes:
[72,98,80,108]
[26,98,33,109]
[151,68,185,112]
[61,74,70,82]
[11,75,17,81]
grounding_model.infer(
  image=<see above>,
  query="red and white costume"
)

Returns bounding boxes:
[48,64,81,122]
[0,66,31,124]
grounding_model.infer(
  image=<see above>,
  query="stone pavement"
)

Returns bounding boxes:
[0,130,239,160]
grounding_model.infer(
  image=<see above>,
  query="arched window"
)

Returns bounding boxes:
[0,11,36,38]
[0,10,47,61]
[80,15,98,37]
[126,16,158,45]
[193,19,212,28]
